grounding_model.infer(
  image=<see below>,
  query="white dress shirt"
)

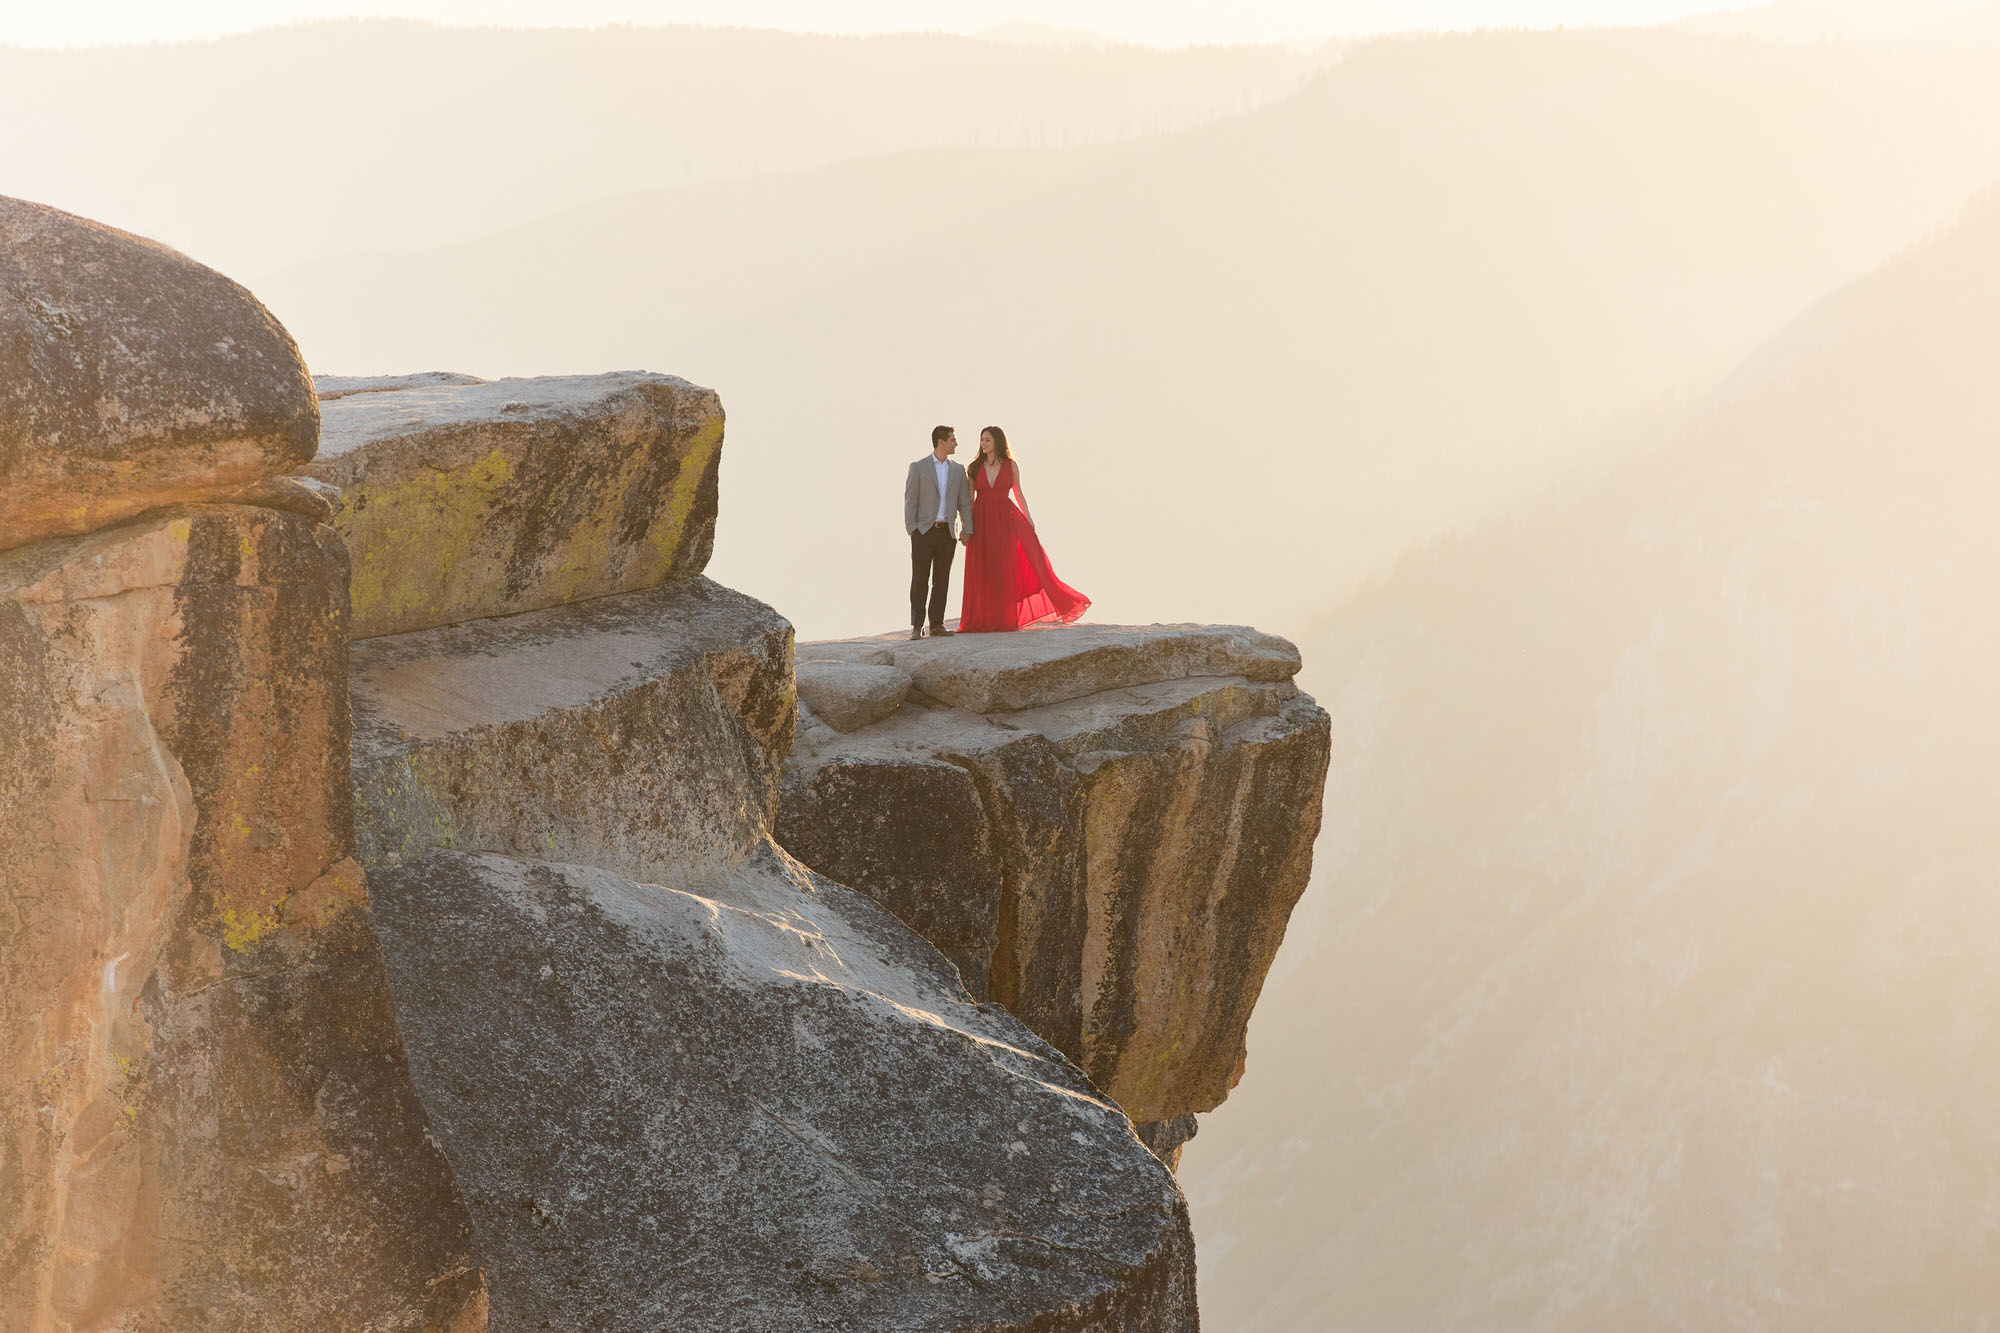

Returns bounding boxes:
[934,456,950,524]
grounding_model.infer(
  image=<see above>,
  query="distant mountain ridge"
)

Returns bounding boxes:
[976,20,1122,48]
[0,18,1329,277]
[1672,0,1993,41]
[256,22,2000,648]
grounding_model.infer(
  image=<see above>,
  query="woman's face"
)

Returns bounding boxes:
[980,431,995,458]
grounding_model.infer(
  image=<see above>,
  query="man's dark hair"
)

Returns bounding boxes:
[932,425,955,447]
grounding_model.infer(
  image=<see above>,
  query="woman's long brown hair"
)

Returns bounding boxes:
[978,426,1013,476]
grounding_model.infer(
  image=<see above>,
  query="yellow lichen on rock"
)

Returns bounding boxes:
[342,448,518,636]
[282,857,372,933]
[309,372,725,638]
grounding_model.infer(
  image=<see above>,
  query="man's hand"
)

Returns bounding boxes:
[960,535,972,546]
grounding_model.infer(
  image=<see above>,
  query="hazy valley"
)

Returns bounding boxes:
[9,5,2000,1327]
[1194,180,2000,1330]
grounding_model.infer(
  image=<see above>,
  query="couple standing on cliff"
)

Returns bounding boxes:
[904,425,1091,639]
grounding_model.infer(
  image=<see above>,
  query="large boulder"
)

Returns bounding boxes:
[308,371,725,638]
[348,576,793,878]
[0,196,319,552]
[349,575,1199,1329]
[0,506,475,1331]
[778,625,1332,1129]
[370,848,1199,1333]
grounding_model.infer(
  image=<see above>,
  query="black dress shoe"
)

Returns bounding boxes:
[928,625,955,637]
[909,627,925,641]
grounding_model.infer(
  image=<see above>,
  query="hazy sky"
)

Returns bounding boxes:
[4,0,1762,49]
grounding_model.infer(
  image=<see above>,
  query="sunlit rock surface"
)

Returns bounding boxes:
[0,505,474,1331]
[0,196,319,552]
[348,575,792,878]
[372,848,1198,1333]
[350,575,1199,1330]
[825,623,1305,714]
[794,657,912,732]
[308,371,723,638]
[777,625,1331,1128]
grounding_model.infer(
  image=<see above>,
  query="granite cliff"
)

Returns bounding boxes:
[1,195,1328,1330]
[777,628,1331,1165]
[0,198,475,1332]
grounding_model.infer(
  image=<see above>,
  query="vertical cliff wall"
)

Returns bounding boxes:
[776,628,1332,1151]
[0,198,475,1332]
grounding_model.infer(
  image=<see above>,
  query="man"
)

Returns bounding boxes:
[904,424,973,639]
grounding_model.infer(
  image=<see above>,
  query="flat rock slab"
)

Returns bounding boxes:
[308,370,724,638]
[800,622,1302,713]
[370,849,1197,1333]
[349,576,793,885]
[0,196,318,551]
[315,371,484,400]
[795,658,912,732]
[781,626,1331,1127]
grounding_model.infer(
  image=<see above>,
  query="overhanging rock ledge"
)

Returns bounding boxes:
[778,622,1333,1146]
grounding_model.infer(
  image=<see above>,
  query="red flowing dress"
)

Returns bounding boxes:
[959,458,1091,632]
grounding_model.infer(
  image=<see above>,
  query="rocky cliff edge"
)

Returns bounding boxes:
[2,199,1325,1333]
[778,625,1332,1156]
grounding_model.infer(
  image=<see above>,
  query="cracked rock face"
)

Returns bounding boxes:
[778,625,1332,1127]
[348,575,794,881]
[309,371,724,638]
[0,506,473,1331]
[370,848,1199,1333]
[0,196,320,552]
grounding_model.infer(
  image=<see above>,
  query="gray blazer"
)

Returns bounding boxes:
[905,455,974,538]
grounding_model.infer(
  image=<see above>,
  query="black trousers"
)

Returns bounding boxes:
[910,524,957,628]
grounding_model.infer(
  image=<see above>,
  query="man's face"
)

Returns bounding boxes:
[937,432,958,457]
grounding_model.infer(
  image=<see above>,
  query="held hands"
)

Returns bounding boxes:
[960,534,972,546]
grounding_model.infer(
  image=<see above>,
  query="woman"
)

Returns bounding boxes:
[959,426,1091,632]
